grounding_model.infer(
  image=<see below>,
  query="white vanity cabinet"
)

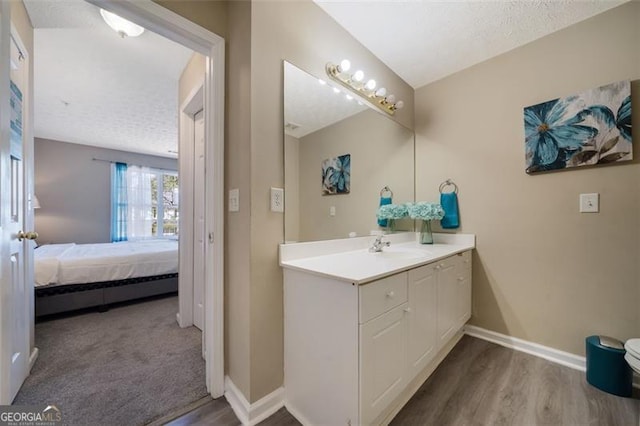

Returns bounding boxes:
[283,249,473,426]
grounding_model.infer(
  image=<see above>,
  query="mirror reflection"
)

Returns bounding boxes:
[284,61,415,243]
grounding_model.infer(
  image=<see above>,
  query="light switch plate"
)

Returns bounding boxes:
[270,187,284,213]
[579,193,599,213]
[229,188,239,212]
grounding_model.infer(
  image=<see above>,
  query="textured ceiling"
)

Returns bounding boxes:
[284,61,367,139]
[314,0,628,89]
[24,0,194,158]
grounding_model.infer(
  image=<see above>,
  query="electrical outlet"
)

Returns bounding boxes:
[229,189,239,212]
[579,193,599,213]
[329,206,336,217]
[270,187,284,213]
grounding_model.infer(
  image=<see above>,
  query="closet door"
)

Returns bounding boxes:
[193,110,205,330]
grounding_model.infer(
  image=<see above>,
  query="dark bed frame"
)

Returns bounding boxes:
[35,273,178,317]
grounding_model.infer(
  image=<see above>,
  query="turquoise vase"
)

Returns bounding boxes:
[420,220,433,244]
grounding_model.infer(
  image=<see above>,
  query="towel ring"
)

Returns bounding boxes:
[439,179,458,194]
[380,186,393,198]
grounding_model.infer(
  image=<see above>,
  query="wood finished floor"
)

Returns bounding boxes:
[163,336,639,426]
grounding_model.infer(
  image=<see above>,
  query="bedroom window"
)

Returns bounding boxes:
[152,172,179,237]
[111,163,179,241]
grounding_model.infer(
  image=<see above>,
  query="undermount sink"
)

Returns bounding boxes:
[370,247,430,260]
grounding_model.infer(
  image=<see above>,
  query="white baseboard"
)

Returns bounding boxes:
[224,376,284,426]
[465,325,640,390]
[28,347,39,372]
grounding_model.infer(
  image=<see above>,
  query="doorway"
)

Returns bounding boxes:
[0,0,225,407]
[82,1,226,397]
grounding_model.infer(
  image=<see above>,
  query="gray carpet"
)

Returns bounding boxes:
[14,296,207,426]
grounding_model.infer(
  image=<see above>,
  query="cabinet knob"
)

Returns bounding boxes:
[404,307,412,313]
[386,291,395,298]
[457,277,464,281]
[435,265,441,270]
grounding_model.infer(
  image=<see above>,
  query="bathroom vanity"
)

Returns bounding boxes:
[280,232,475,425]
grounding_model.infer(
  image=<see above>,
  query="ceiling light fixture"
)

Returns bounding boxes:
[326,59,404,116]
[100,9,145,38]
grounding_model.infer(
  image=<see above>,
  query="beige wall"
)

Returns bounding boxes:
[155,0,227,39]
[250,0,414,401]
[284,134,300,242]
[157,0,413,403]
[414,2,640,356]
[178,52,205,105]
[225,0,253,399]
[297,110,414,241]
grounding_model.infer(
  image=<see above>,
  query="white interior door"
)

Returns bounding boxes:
[0,17,31,403]
[193,109,205,331]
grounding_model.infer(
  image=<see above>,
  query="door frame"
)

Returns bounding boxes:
[87,0,225,398]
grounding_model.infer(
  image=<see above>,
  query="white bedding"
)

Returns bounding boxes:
[34,240,178,287]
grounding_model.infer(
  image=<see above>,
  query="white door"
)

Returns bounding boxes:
[407,263,438,377]
[193,110,205,330]
[0,18,31,404]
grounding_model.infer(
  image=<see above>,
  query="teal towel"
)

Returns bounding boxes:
[378,197,392,227]
[440,192,459,229]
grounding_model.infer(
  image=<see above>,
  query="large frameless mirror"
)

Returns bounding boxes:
[284,61,415,243]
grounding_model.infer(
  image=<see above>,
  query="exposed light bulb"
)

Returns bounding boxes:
[333,87,340,94]
[353,70,364,82]
[394,100,404,110]
[365,79,376,90]
[318,79,326,85]
[339,59,351,72]
[386,94,396,104]
[346,94,353,101]
[375,87,387,97]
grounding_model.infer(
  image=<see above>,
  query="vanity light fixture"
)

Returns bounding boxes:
[326,59,404,116]
[100,9,145,38]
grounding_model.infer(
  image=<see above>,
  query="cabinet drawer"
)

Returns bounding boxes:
[359,272,408,323]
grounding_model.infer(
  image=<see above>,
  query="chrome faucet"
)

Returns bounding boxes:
[369,235,391,253]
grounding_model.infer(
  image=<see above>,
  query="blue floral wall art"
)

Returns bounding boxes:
[322,154,350,195]
[524,80,632,174]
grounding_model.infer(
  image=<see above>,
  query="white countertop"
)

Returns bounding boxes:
[280,232,475,284]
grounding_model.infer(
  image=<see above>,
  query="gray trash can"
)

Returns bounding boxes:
[585,335,632,397]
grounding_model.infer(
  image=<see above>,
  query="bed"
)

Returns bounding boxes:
[34,240,179,317]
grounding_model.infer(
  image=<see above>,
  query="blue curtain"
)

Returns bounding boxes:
[111,162,128,242]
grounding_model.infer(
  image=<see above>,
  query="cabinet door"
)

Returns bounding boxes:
[456,251,472,329]
[436,257,458,346]
[360,303,408,425]
[407,264,437,377]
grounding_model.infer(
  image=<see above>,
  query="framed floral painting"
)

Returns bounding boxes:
[524,80,632,174]
[322,154,350,195]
